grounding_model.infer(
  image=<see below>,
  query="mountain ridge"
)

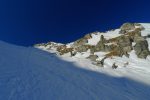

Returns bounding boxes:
[34,23,150,85]
[0,23,150,100]
[35,23,150,60]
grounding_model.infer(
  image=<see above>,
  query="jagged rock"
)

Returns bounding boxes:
[75,45,92,52]
[112,63,118,69]
[119,23,135,34]
[104,45,113,52]
[105,46,124,57]
[57,45,74,55]
[84,34,92,39]
[75,45,88,52]
[134,23,145,30]
[117,35,132,53]
[94,35,106,52]
[100,35,105,42]
[96,57,107,67]
[87,55,98,61]
[134,36,145,43]
[134,40,150,58]
[119,23,144,34]
[119,30,126,34]
[104,35,132,57]
[74,38,88,47]
[95,41,105,51]
[124,28,142,43]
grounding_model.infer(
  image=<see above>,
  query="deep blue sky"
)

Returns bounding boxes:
[0,0,150,46]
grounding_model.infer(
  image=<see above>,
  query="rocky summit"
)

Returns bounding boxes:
[35,23,150,67]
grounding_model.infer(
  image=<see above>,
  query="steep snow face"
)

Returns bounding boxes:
[1,41,150,100]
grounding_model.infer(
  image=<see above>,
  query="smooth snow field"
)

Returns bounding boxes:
[0,41,150,100]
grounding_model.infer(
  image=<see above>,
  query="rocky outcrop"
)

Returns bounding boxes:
[94,35,109,52]
[58,23,149,59]
[74,38,88,47]
[35,23,150,60]
[119,23,144,34]
[119,23,135,34]
[74,45,92,52]
[134,39,150,58]
[117,35,133,54]
[73,33,92,47]
[57,45,74,55]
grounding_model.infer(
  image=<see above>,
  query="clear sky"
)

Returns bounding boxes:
[0,0,150,46]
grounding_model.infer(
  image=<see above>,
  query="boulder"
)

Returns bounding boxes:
[87,55,98,61]
[117,35,132,53]
[96,57,107,67]
[134,40,150,58]
[112,63,118,69]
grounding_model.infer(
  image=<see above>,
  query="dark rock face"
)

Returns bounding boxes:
[117,35,133,53]
[134,40,150,58]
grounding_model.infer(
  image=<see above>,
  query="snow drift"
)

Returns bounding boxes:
[0,41,150,100]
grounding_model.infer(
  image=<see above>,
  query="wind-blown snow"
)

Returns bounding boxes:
[0,40,150,100]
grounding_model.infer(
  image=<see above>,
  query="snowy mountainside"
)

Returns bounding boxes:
[0,40,150,100]
[35,23,150,85]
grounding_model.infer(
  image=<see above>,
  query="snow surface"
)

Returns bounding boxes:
[0,41,150,100]
[1,23,150,100]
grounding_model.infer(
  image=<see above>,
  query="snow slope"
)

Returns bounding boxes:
[0,40,150,100]
[37,23,150,85]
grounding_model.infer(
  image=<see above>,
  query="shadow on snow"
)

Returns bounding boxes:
[0,41,150,100]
